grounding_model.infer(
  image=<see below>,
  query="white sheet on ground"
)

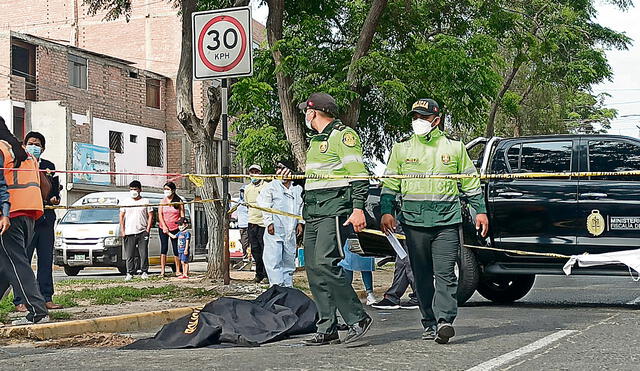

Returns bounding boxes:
[563,248,640,278]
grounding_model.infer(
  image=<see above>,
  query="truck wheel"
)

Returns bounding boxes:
[456,234,480,306]
[477,274,535,303]
[63,266,82,276]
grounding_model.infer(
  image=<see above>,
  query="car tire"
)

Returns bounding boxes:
[64,266,82,276]
[457,229,480,306]
[477,274,535,303]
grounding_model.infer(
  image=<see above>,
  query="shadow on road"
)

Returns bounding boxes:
[463,301,639,310]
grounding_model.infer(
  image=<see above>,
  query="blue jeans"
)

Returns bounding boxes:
[343,269,373,292]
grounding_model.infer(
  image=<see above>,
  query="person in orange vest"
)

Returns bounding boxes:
[0,117,49,325]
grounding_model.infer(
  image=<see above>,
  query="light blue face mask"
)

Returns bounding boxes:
[25,145,42,159]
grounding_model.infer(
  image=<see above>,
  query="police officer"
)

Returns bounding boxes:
[380,99,489,344]
[298,93,373,346]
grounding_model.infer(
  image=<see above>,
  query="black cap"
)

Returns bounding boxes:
[298,93,338,117]
[409,98,440,116]
[178,217,190,226]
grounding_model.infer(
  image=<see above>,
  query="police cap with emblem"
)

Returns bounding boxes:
[409,98,440,116]
[298,93,339,117]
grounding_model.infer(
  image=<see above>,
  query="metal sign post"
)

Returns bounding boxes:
[221,78,230,285]
[192,6,253,284]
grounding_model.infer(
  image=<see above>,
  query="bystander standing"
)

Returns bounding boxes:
[119,180,153,281]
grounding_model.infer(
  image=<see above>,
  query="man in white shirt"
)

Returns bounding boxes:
[258,172,304,287]
[119,180,154,281]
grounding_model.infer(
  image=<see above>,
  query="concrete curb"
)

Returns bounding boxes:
[0,307,195,340]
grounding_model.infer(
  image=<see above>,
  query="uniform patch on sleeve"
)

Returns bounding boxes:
[342,132,357,147]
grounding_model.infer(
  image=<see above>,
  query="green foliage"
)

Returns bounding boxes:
[0,292,14,323]
[83,0,632,162]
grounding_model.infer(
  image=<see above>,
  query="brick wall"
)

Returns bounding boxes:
[33,42,168,132]
[0,33,11,100]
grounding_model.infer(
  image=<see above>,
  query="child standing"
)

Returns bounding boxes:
[175,217,192,279]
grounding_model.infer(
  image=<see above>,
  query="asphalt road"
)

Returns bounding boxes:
[2,275,639,370]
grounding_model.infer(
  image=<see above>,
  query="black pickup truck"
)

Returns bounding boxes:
[362,134,640,305]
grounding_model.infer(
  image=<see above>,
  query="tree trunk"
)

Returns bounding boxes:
[266,0,307,170]
[194,141,225,279]
[341,0,388,128]
[485,58,523,137]
[176,0,225,279]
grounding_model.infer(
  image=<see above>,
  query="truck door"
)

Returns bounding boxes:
[577,137,640,253]
[489,139,579,254]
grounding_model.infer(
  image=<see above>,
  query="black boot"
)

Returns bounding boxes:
[303,332,341,346]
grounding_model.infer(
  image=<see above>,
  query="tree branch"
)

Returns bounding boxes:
[342,0,388,127]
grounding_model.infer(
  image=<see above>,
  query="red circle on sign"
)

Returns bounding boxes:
[197,15,247,72]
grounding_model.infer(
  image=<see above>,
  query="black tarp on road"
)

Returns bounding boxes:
[123,286,318,350]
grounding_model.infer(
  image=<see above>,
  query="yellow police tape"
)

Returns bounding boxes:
[463,244,571,259]
[45,198,223,211]
[46,196,573,260]
[184,170,640,187]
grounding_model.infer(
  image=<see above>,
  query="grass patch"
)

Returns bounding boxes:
[56,276,164,287]
[49,311,73,320]
[185,287,220,298]
[0,293,14,323]
[56,285,180,306]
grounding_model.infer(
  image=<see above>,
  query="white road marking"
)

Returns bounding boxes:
[466,330,578,371]
[626,295,640,305]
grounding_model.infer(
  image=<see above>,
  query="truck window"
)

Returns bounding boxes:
[508,141,572,174]
[507,144,521,171]
[588,140,640,181]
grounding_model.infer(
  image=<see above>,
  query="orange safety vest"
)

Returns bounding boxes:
[0,140,44,219]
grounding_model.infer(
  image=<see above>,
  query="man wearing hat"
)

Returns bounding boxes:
[379,98,489,344]
[297,92,373,346]
[245,164,269,283]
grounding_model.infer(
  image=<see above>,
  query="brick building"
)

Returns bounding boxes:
[0,0,266,204]
[0,31,173,205]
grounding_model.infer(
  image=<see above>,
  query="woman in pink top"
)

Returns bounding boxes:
[158,182,185,276]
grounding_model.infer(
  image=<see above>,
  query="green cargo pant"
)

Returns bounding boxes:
[403,224,459,328]
[304,216,367,334]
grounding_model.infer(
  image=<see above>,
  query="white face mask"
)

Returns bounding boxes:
[412,118,438,136]
[130,190,140,199]
[304,110,314,131]
[163,190,173,198]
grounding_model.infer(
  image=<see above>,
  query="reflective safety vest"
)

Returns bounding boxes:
[303,119,369,219]
[0,140,44,219]
[381,128,486,227]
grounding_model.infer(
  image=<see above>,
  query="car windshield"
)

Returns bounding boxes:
[60,208,120,224]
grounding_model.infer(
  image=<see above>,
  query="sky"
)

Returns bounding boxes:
[251,2,640,138]
[593,1,640,138]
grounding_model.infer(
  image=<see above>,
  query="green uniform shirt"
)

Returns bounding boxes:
[303,119,368,220]
[380,128,486,228]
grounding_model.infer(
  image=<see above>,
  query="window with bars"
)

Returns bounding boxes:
[68,54,88,89]
[146,78,161,109]
[109,131,124,153]
[147,137,163,167]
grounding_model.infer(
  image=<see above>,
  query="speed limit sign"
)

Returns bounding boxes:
[192,6,253,79]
